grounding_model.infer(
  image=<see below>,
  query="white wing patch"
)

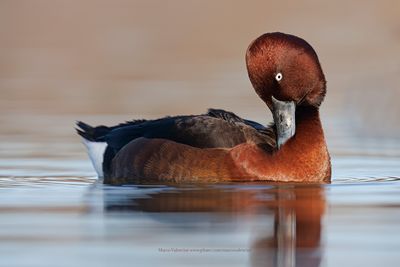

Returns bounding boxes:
[82,139,107,178]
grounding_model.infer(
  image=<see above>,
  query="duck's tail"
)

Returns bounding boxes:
[76,121,111,141]
[76,121,109,178]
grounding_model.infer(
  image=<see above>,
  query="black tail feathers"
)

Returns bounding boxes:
[75,121,110,142]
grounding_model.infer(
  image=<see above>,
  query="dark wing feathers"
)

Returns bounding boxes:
[207,108,270,131]
[206,108,276,149]
[76,109,276,153]
[206,108,246,124]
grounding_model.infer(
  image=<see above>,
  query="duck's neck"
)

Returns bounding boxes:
[288,105,331,181]
[295,106,325,144]
[229,105,331,182]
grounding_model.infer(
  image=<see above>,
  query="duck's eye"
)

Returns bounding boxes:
[275,72,283,82]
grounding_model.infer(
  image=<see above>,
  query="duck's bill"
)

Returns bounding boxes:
[272,96,296,149]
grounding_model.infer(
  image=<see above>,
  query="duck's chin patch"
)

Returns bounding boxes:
[82,139,107,178]
[271,96,296,149]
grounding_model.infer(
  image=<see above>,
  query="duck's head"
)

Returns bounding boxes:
[246,32,326,148]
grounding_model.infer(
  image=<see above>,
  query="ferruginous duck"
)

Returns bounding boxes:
[77,32,331,184]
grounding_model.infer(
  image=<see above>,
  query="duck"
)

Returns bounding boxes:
[76,32,331,184]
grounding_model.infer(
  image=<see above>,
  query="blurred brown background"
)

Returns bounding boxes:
[0,0,399,138]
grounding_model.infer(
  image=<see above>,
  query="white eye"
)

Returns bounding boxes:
[275,72,283,81]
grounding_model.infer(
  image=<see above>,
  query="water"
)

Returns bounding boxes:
[0,115,399,267]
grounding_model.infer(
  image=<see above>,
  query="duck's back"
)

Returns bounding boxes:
[76,109,276,180]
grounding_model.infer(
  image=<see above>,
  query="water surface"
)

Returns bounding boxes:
[0,116,399,267]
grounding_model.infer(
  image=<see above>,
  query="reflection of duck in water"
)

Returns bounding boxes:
[77,32,330,184]
[250,186,325,267]
[103,185,325,267]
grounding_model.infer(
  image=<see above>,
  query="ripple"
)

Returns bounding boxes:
[0,175,96,187]
[332,176,400,184]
